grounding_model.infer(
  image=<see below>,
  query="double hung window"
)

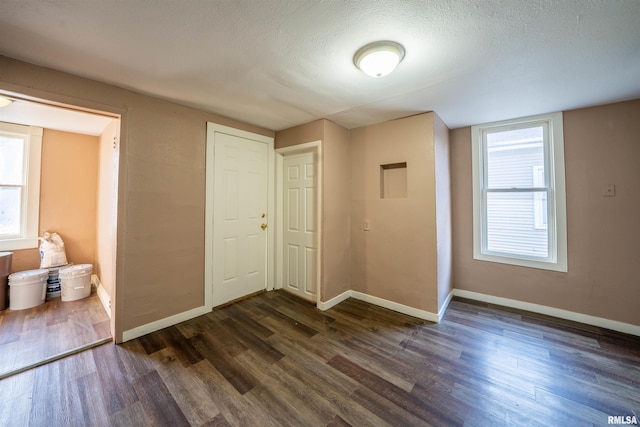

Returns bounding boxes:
[0,122,42,250]
[471,112,567,272]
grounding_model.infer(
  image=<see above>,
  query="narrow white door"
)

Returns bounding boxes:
[213,132,268,306]
[283,152,317,301]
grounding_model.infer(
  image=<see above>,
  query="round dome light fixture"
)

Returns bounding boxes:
[354,41,405,78]
[0,96,13,108]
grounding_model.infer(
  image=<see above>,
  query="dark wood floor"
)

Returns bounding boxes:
[0,290,638,426]
[0,291,111,379]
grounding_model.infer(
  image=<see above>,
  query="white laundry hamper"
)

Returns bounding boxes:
[60,264,93,302]
[9,269,49,310]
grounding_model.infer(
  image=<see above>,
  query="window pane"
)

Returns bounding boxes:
[486,191,548,258]
[0,135,25,185]
[0,187,21,236]
[486,126,544,189]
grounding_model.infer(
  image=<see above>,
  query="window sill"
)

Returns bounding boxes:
[474,252,567,273]
[0,237,40,251]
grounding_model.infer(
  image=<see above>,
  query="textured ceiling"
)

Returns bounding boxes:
[0,0,639,131]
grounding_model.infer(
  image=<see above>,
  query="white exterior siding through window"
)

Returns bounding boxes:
[485,126,547,257]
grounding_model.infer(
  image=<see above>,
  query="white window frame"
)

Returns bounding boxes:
[0,122,42,251]
[532,165,547,230]
[471,112,567,272]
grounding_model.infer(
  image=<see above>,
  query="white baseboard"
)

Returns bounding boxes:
[317,290,352,311]
[350,291,440,323]
[120,287,639,343]
[318,290,440,323]
[122,305,211,342]
[453,289,640,337]
[438,290,454,322]
[91,275,111,319]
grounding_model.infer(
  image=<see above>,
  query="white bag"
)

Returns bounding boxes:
[39,232,68,268]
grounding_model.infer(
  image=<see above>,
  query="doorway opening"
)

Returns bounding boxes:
[0,92,121,379]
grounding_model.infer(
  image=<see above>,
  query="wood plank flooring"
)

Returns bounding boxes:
[0,291,111,379]
[0,290,638,426]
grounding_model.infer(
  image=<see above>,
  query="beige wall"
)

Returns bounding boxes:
[321,120,351,301]
[277,114,451,313]
[433,113,452,311]
[350,113,440,313]
[11,129,99,273]
[274,119,324,149]
[96,118,119,300]
[450,99,640,327]
[1,56,273,340]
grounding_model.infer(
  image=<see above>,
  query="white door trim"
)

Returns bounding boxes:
[275,140,322,307]
[205,123,275,309]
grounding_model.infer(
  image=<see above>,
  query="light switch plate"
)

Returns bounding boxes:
[363,219,371,231]
[603,184,615,197]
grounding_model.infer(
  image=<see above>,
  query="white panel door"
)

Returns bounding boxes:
[283,152,317,301]
[213,132,268,306]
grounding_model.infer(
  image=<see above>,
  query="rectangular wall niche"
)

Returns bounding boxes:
[380,162,408,198]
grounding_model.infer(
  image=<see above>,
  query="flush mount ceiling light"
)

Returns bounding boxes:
[354,41,405,78]
[0,96,13,108]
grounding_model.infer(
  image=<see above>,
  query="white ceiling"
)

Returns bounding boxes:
[0,98,114,136]
[0,0,639,132]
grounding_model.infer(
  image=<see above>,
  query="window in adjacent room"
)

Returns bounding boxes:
[0,122,43,251]
[471,112,567,272]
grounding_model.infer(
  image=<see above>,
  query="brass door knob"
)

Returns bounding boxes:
[261,223,268,230]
